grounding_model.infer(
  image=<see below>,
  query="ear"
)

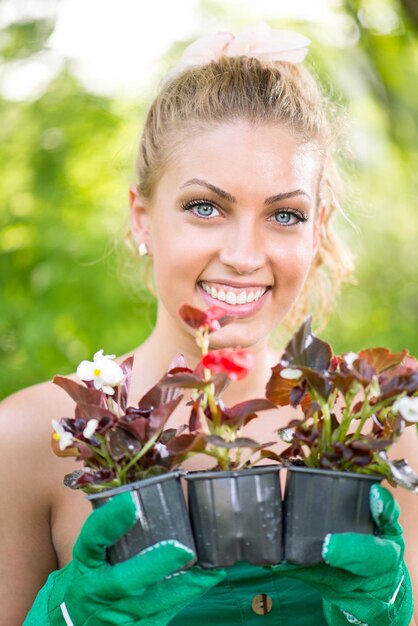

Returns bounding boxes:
[129,184,152,253]
[312,205,326,259]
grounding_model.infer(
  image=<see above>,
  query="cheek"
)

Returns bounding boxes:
[271,233,315,285]
[151,224,211,292]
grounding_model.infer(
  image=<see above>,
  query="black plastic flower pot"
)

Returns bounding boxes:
[88,470,196,565]
[185,465,282,568]
[283,465,383,565]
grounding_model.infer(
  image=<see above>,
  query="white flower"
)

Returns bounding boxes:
[392,396,418,423]
[343,352,359,369]
[280,368,303,380]
[52,419,74,451]
[155,442,170,458]
[83,419,99,439]
[76,349,125,395]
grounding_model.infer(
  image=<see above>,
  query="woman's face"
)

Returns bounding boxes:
[131,120,322,349]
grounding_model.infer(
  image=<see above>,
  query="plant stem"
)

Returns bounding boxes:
[312,390,332,452]
[350,388,372,439]
[335,391,355,443]
[236,448,257,469]
[116,385,122,418]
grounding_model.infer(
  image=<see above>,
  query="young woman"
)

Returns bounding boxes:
[1,22,416,626]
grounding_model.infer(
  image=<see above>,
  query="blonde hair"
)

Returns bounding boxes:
[128,55,355,339]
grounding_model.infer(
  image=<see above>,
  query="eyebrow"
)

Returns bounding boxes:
[180,178,311,205]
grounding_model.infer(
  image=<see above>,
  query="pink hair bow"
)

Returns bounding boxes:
[164,21,311,83]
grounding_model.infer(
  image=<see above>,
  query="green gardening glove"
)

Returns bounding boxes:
[273,484,413,626]
[24,492,225,626]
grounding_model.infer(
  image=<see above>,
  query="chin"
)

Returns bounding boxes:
[208,326,270,350]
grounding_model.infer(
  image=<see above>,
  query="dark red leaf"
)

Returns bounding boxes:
[259,449,282,462]
[118,355,134,412]
[227,398,276,420]
[290,381,307,407]
[148,395,183,436]
[219,398,276,430]
[378,369,418,401]
[281,316,332,372]
[53,376,105,406]
[212,372,232,396]
[106,427,142,461]
[265,364,300,406]
[189,397,203,432]
[137,381,164,411]
[351,455,373,467]
[358,348,408,373]
[73,441,95,460]
[178,305,208,329]
[159,372,208,390]
[74,402,118,424]
[293,426,320,445]
[331,371,358,395]
[178,304,235,332]
[277,444,305,460]
[119,415,149,442]
[301,368,332,399]
[349,359,376,385]
[166,432,206,454]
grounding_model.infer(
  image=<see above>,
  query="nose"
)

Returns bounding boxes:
[218,218,266,275]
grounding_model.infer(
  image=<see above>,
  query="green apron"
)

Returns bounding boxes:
[170,561,327,625]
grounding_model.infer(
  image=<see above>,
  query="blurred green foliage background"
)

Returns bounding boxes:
[1,0,417,399]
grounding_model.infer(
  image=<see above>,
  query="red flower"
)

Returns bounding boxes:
[202,348,255,381]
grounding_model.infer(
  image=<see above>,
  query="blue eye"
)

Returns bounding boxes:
[195,204,217,217]
[272,211,306,227]
[275,212,292,224]
[181,199,221,219]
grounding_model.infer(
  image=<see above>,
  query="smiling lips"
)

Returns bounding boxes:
[198,280,271,318]
[200,280,269,305]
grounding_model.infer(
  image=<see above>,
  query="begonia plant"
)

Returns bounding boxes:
[51,351,189,492]
[160,305,277,471]
[264,317,418,491]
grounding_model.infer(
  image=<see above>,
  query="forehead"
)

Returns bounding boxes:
[157,120,322,198]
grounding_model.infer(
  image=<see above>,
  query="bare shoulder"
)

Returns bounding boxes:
[0,377,77,474]
[0,375,91,520]
[1,376,76,429]
[0,379,88,623]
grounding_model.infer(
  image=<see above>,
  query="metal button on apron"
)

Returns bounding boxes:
[251,594,273,615]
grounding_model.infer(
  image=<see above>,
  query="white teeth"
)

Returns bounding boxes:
[200,282,267,306]
[217,289,226,301]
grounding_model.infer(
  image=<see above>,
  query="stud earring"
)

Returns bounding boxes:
[138,242,149,257]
